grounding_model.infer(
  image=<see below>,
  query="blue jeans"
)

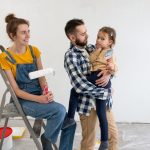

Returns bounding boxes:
[19,100,66,144]
[20,100,76,149]
[59,122,76,150]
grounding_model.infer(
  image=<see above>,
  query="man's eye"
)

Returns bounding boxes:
[81,34,85,36]
[21,31,26,34]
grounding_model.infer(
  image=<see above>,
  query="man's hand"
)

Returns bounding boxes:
[95,70,111,87]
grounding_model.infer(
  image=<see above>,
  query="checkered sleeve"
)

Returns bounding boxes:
[64,50,111,100]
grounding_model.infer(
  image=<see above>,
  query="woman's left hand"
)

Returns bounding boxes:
[46,91,54,102]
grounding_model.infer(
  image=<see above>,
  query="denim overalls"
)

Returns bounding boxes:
[4,45,76,150]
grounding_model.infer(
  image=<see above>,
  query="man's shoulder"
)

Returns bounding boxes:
[65,47,81,58]
[85,44,95,53]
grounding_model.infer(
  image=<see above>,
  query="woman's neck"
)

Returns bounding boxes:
[10,43,26,54]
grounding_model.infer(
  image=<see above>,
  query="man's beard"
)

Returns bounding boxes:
[75,39,87,47]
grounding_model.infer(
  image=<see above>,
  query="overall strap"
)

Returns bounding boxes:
[29,45,37,64]
[0,45,16,64]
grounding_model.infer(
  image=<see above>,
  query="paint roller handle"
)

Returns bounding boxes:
[43,85,49,95]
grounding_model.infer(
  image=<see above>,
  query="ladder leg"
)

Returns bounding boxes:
[0,117,9,149]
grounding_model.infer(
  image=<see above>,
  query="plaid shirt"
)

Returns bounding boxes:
[64,44,111,116]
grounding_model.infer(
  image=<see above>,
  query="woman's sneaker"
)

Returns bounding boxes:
[41,134,53,150]
[62,117,76,129]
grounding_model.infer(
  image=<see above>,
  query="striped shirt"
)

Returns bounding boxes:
[64,44,111,116]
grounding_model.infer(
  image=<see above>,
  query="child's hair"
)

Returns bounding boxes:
[64,19,84,38]
[99,26,116,47]
[5,13,29,40]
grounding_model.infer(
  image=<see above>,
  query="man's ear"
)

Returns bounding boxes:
[68,34,76,42]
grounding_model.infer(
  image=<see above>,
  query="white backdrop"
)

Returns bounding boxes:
[0,0,150,123]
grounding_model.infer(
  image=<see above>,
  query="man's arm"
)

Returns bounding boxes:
[64,51,110,100]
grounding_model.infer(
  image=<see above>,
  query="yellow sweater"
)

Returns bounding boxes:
[0,45,41,77]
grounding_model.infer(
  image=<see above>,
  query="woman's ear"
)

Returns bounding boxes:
[10,33,15,40]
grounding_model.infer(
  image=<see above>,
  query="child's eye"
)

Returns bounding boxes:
[97,36,100,39]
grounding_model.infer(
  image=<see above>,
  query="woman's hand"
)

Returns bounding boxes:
[95,70,111,87]
[38,91,54,103]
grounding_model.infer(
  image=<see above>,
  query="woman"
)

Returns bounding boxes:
[0,14,66,150]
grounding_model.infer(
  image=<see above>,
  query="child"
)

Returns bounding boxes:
[63,26,117,150]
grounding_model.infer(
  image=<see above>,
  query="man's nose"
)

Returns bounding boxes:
[86,34,89,38]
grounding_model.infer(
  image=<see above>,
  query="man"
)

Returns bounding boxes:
[64,19,118,150]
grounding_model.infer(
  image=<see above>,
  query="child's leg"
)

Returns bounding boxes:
[62,88,78,129]
[96,99,108,149]
[67,88,78,118]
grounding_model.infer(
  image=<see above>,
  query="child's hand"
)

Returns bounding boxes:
[107,59,115,71]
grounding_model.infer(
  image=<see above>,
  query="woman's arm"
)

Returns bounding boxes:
[36,57,47,90]
[5,70,52,103]
[36,56,54,99]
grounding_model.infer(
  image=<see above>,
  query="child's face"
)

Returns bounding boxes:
[96,31,112,50]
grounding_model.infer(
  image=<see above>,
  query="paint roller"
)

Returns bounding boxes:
[29,68,55,94]
[29,68,55,80]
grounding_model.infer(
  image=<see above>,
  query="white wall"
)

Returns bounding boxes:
[0,0,150,123]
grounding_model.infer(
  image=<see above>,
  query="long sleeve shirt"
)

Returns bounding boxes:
[64,45,111,116]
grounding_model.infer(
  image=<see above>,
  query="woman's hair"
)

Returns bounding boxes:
[99,26,116,47]
[5,13,29,40]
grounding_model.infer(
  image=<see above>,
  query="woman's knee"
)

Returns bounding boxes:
[56,103,66,119]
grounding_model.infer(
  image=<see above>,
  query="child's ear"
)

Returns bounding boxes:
[109,39,113,46]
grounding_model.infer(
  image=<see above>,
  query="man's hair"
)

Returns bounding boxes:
[64,19,84,38]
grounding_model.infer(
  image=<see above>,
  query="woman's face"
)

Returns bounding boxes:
[12,24,30,46]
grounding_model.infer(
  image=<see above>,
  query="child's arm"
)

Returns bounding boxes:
[106,55,118,75]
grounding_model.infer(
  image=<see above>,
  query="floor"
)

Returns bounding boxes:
[0,119,150,150]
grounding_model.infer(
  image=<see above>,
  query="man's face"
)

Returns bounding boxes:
[74,25,88,47]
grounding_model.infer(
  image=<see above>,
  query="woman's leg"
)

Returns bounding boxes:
[19,100,66,144]
[62,88,78,129]
[59,123,76,150]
